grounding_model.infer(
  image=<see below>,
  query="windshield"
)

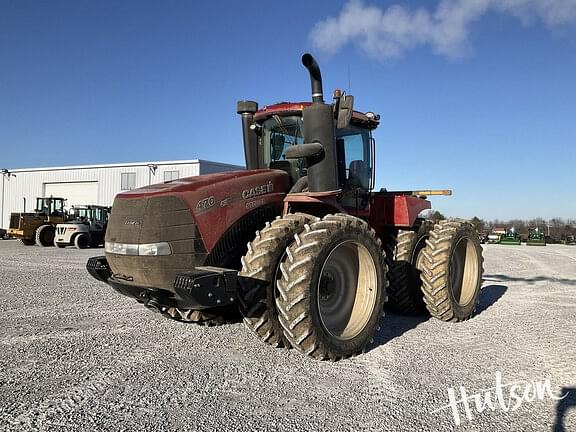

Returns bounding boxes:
[261,115,307,179]
[261,114,373,190]
[73,208,90,219]
[71,207,106,221]
[36,198,64,215]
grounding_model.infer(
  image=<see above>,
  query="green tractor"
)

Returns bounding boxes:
[499,227,521,245]
[527,227,546,246]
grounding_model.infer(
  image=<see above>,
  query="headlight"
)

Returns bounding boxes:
[138,242,172,256]
[105,242,172,256]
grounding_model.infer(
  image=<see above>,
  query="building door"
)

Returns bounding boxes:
[44,182,98,208]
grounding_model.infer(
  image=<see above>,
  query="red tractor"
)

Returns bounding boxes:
[87,54,483,360]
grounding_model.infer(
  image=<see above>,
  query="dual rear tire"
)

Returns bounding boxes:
[240,213,387,360]
[387,220,433,314]
[420,220,484,321]
[239,216,483,360]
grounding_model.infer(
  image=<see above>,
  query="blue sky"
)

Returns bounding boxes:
[1,0,575,220]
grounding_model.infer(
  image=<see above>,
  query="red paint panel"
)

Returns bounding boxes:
[114,169,290,251]
[370,195,431,228]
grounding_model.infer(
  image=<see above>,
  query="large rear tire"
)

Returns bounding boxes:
[238,213,314,348]
[387,220,433,314]
[420,220,484,321]
[276,214,387,360]
[35,225,55,247]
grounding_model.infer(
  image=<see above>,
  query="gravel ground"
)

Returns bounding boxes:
[0,241,575,431]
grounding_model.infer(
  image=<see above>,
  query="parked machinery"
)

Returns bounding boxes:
[499,227,522,245]
[87,53,484,360]
[54,205,110,249]
[8,197,68,246]
[486,233,501,244]
[526,227,546,246]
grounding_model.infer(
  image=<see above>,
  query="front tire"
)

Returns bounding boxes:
[35,225,55,247]
[238,213,314,348]
[276,214,387,360]
[420,220,484,321]
[74,234,89,249]
[21,238,36,246]
[160,306,238,326]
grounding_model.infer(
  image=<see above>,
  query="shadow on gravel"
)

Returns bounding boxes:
[476,284,508,314]
[484,274,576,286]
[369,284,508,351]
[371,312,429,349]
[553,387,576,432]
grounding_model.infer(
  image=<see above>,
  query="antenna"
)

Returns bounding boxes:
[347,64,351,94]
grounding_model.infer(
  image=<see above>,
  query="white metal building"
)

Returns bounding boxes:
[1,159,243,229]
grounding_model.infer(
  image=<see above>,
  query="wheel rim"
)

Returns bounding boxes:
[317,240,378,341]
[449,237,480,306]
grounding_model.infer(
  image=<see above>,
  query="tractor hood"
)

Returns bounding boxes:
[104,168,289,291]
[110,169,290,252]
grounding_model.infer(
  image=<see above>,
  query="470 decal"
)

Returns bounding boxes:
[196,196,216,211]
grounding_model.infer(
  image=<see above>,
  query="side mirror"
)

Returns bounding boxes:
[336,95,354,129]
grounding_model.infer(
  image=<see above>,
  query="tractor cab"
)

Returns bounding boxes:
[35,197,66,218]
[254,104,378,209]
[70,205,109,229]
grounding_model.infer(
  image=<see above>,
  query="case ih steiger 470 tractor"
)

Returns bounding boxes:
[87,54,484,360]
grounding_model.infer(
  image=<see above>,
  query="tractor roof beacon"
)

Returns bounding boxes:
[87,53,484,360]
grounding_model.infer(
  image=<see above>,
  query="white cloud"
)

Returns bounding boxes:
[309,0,576,59]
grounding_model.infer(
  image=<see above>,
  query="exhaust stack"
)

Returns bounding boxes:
[302,53,324,104]
[300,53,338,192]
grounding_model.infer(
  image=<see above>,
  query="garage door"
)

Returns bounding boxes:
[44,182,99,208]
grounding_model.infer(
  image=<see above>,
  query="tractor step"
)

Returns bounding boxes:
[87,256,239,309]
[173,267,238,308]
[86,256,112,282]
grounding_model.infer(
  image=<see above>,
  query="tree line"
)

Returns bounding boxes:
[425,211,576,242]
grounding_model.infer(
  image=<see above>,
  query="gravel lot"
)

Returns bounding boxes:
[0,240,575,431]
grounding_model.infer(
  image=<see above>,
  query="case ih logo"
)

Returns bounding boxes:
[124,218,142,226]
[242,181,274,200]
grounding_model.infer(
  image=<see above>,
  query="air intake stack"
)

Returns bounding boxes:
[237,100,259,170]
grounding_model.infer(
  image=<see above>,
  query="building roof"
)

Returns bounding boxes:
[4,159,243,173]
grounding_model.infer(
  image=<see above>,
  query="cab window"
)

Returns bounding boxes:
[336,126,372,190]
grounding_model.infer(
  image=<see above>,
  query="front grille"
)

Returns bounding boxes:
[105,195,206,290]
